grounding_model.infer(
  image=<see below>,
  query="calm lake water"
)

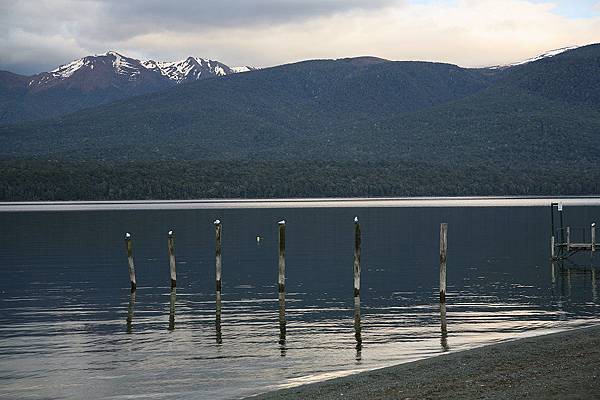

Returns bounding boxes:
[1,198,599,399]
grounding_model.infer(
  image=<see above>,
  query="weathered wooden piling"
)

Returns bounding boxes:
[592,223,596,252]
[215,220,222,292]
[566,226,571,251]
[439,223,448,303]
[353,217,361,298]
[125,232,137,292]
[168,230,176,288]
[440,302,447,334]
[278,220,286,293]
[551,235,556,260]
[559,203,565,243]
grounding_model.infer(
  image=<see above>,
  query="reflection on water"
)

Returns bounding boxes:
[0,203,599,400]
[440,303,449,352]
[278,292,286,356]
[354,296,362,360]
[216,291,222,345]
[169,289,176,332]
[126,292,135,334]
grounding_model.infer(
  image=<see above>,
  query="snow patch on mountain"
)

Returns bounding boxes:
[489,46,580,69]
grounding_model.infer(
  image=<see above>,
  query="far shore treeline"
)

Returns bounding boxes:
[1,160,599,201]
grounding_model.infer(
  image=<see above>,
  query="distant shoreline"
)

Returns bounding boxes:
[1,196,600,212]
[250,324,600,400]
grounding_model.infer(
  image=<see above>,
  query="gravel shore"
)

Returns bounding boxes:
[250,324,600,399]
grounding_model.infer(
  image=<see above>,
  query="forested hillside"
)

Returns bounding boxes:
[1,45,599,200]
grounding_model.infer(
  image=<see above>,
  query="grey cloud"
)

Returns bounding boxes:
[0,0,400,74]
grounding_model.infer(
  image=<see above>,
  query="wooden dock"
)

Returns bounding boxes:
[550,203,596,261]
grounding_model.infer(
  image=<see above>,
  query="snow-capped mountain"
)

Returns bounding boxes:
[27,51,255,90]
[488,46,580,69]
[0,51,258,123]
[142,57,233,84]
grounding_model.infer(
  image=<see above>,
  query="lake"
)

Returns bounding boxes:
[1,198,599,399]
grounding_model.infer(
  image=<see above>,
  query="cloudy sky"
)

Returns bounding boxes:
[2,0,600,74]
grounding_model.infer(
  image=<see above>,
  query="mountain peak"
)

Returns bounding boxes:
[104,50,118,56]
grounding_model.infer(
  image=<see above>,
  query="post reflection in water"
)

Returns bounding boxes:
[592,269,597,303]
[567,268,572,298]
[278,292,286,356]
[551,262,556,286]
[440,303,449,351]
[126,291,136,334]
[216,291,222,344]
[169,289,176,331]
[354,296,362,361]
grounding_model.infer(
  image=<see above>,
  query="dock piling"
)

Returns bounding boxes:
[215,220,222,292]
[592,223,596,252]
[551,235,556,260]
[440,223,448,303]
[566,227,571,251]
[278,220,286,293]
[168,230,176,288]
[354,217,361,298]
[125,232,136,292]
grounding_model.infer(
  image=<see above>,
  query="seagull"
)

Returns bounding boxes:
[214,219,221,225]
[168,230,173,236]
[354,216,359,223]
[125,232,131,238]
[278,220,285,225]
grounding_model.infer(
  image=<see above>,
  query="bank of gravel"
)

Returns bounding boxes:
[250,325,600,399]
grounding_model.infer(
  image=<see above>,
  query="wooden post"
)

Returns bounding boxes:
[439,223,448,303]
[551,235,556,260]
[559,203,564,244]
[551,262,556,285]
[125,232,136,292]
[278,220,286,293]
[566,227,571,251]
[168,230,176,288]
[592,223,596,252]
[215,220,222,292]
[353,217,361,298]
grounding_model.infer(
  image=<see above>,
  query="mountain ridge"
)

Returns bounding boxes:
[0,51,258,124]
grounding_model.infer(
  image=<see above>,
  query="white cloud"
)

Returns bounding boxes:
[1,0,600,74]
